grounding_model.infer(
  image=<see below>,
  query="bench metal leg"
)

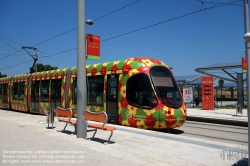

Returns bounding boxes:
[63,123,68,131]
[103,131,114,145]
[107,130,113,142]
[92,129,97,138]
[57,123,68,132]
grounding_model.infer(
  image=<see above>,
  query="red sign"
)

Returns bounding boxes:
[242,57,247,73]
[201,76,214,110]
[86,34,100,60]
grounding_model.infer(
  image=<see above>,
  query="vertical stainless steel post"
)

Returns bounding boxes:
[246,37,250,164]
[221,87,222,107]
[245,0,249,58]
[77,0,87,138]
[244,0,250,163]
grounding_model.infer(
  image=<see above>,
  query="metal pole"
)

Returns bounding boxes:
[221,87,222,107]
[77,0,87,138]
[246,41,250,164]
[244,0,250,163]
[237,73,244,106]
[245,0,249,58]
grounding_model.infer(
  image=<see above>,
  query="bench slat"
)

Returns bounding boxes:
[55,107,73,131]
[84,111,106,123]
[56,107,72,117]
[59,118,77,124]
[88,124,116,131]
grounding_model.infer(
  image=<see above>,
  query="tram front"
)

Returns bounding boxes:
[149,66,186,129]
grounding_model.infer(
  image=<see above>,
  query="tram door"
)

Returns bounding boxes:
[31,81,40,113]
[2,83,8,108]
[106,75,119,124]
[50,79,62,109]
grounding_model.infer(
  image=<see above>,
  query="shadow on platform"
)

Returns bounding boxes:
[153,128,184,135]
[232,158,248,166]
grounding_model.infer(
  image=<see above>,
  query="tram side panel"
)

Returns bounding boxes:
[66,57,186,129]
[10,74,30,112]
[29,68,68,114]
[0,77,12,109]
[118,70,160,129]
[67,67,108,118]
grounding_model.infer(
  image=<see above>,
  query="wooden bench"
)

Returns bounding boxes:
[84,110,116,144]
[55,107,116,144]
[55,107,77,131]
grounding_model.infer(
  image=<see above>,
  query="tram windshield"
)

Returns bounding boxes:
[150,66,182,108]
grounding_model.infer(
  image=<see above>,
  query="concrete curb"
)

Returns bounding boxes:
[187,116,248,127]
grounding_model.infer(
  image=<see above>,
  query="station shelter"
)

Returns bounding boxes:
[175,61,246,107]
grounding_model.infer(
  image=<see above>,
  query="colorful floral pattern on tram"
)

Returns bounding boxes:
[11,74,30,112]
[117,58,186,129]
[31,68,68,114]
[68,67,106,117]
[0,77,12,109]
[68,57,186,129]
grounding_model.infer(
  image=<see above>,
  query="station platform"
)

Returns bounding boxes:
[187,107,248,127]
[0,108,248,166]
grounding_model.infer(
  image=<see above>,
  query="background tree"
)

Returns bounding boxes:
[29,63,58,73]
[0,72,7,78]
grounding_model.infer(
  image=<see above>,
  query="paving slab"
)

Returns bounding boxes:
[0,109,248,166]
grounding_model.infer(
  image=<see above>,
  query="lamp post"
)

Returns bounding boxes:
[77,0,93,138]
[244,32,250,164]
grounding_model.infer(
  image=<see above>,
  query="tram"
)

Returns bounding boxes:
[0,57,186,129]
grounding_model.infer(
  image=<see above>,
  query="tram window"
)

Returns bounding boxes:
[150,66,182,108]
[12,82,25,100]
[72,78,77,104]
[3,84,7,95]
[51,79,61,100]
[0,84,2,99]
[13,82,19,100]
[40,80,50,102]
[31,81,40,101]
[126,73,157,109]
[87,76,104,105]
[19,82,25,100]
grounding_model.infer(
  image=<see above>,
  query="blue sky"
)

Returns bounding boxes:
[0,0,245,78]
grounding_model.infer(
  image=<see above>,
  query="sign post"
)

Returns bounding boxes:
[219,79,224,107]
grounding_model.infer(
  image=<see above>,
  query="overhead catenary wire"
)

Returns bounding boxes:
[0,0,243,71]
[0,37,23,61]
[93,0,141,21]
[0,36,23,46]
[0,0,141,63]
[203,1,243,6]
[101,0,242,42]
[32,0,141,47]
[197,0,207,10]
